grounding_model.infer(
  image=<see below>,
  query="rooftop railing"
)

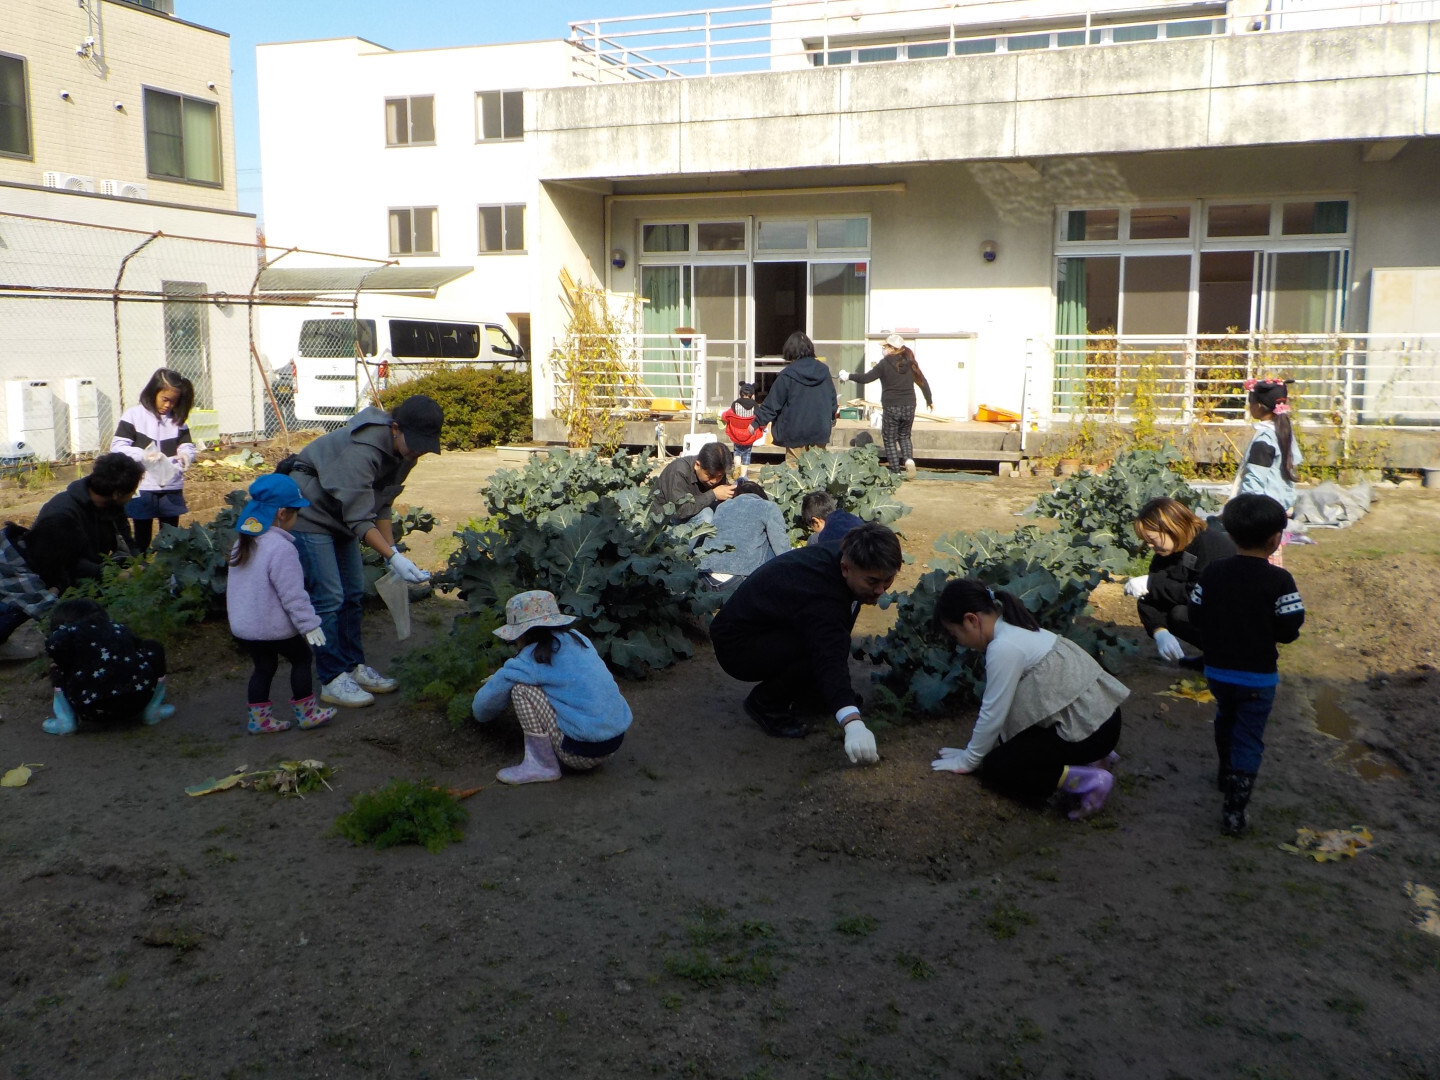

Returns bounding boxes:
[567,0,1439,82]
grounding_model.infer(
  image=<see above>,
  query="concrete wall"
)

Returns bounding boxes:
[535,21,1440,179]
[257,36,582,332]
[534,182,609,422]
[0,0,237,211]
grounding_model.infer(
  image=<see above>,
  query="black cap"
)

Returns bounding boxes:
[391,394,444,456]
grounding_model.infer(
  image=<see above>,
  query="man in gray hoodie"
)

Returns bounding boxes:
[289,396,442,707]
[752,331,837,466]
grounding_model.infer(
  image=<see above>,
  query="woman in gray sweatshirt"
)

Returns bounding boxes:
[697,479,791,587]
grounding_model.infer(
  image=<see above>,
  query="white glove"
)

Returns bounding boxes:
[169,455,190,473]
[1154,628,1185,662]
[837,370,850,382]
[141,446,178,487]
[931,747,974,773]
[387,552,430,584]
[304,627,327,648]
[1124,574,1149,598]
[843,719,878,764]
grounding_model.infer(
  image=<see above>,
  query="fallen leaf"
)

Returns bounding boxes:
[1,763,43,788]
[1403,881,1440,938]
[1157,677,1215,704]
[1279,825,1374,861]
[184,765,249,797]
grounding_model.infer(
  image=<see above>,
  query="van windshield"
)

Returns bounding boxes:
[300,319,378,358]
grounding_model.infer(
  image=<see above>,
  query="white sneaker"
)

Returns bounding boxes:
[904,458,917,478]
[352,663,398,694]
[321,672,375,708]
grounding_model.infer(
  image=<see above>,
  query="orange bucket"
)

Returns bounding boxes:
[974,404,1021,423]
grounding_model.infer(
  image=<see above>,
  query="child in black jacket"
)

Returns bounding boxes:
[42,599,172,735]
[1189,494,1305,835]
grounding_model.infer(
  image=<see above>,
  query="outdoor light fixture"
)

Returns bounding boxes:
[207,81,217,91]
[113,100,124,110]
[610,248,627,269]
[981,240,999,262]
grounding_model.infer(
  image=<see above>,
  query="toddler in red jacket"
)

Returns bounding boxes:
[722,382,764,476]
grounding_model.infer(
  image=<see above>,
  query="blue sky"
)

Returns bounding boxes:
[179,0,688,219]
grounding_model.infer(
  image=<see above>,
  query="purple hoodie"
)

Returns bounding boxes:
[226,529,322,641]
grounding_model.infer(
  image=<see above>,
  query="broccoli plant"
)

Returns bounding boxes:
[756,445,911,544]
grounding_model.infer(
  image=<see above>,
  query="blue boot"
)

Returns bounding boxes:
[142,676,175,725]
[43,689,77,736]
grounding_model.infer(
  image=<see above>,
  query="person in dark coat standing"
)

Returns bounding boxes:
[752,331,837,466]
[710,521,902,765]
[1125,496,1236,666]
[839,334,934,477]
[0,452,144,661]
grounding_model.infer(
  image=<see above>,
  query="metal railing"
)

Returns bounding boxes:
[567,0,1438,82]
[1040,333,1440,445]
[552,332,710,434]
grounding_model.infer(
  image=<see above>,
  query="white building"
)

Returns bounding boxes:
[257,1,1440,462]
[0,0,260,456]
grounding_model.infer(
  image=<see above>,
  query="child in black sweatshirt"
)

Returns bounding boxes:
[1189,494,1305,836]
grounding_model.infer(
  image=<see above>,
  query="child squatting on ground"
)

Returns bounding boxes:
[471,591,633,785]
[43,599,173,735]
[226,474,335,735]
[930,579,1130,820]
[721,381,764,477]
[110,368,198,551]
[1189,493,1306,836]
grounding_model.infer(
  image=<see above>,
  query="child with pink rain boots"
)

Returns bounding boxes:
[470,591,632,785]
[226,474,334,735]
[929,578,1129,820]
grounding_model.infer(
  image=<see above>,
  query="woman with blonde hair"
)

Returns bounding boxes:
[1125,496,1236,665]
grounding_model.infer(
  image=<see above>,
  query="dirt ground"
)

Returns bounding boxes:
[3,450,1439,1080]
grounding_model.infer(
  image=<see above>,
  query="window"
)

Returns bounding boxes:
[643,223,690,253]
[390,320,481,360]
[477,90,523,141]
[817,218,869,250]
[478,204,525,253]
[907,41,949,59]
[756,220,807,251]
[144,89,220,185]
[385,96,435,146]
[389,207,438,256]
[0,53,30,159]
[1282,200,1349,235]
[697,222,745,252]
[1207,203,1270,238]
[1128,206,1191,241]
[300,319,378,358]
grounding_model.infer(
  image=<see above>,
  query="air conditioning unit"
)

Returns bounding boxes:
[42,171,97,193]
[63,377,102,455]
[100,179,148,200]
[5,380,61,461]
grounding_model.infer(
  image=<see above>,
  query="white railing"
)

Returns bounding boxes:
[567,0,1438,82]
[1039,333,1440,442]
[552,332,709,433]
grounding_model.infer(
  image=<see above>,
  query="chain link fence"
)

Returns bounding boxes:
[0,211,391,460]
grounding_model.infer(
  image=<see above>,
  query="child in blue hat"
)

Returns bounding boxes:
[226,473,335,734]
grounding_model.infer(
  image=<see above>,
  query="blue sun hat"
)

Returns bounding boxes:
[237,473,310,536]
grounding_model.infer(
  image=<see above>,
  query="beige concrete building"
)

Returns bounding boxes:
[0,0,259,455]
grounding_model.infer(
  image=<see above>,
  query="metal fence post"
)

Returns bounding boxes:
[112,230,162,413]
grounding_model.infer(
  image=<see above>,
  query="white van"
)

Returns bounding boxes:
[275,310,527,424]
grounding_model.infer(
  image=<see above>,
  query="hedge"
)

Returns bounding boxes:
[376,366,532,450]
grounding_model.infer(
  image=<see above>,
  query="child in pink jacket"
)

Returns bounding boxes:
[226,474,335,734]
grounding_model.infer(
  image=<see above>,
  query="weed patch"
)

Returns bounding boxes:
[330,779,468,853]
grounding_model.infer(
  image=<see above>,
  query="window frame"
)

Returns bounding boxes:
[477,203,526,254]
[475,89,525,143]
[142,86,222,187]
[384,94,436,148]
[0,51,33,161]
[637,219,753,261]
[388,206,440,257]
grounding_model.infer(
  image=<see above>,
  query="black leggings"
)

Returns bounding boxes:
[981,709,1123,804]
[132,516,180,550]
[236,635,313,704]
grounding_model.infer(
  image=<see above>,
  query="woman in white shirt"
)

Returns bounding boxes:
[930,578,1130,819]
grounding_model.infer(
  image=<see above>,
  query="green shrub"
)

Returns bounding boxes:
[61,556,209,644]
[394,609,509,725]
[377,366,532,450]
[856,526,1131,715]
[1031,445,1216,557]
[330,779,468,853]
[756,445,910,544]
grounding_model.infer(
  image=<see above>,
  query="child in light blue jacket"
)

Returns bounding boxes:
[471,591,633,784]
[1234,379,1302,565]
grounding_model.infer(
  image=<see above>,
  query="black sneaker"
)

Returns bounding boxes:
[743,689,808,739]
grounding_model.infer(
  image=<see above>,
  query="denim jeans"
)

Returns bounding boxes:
[1209,680,1276,775]
[291,531,366,684]
[0,600,29,645]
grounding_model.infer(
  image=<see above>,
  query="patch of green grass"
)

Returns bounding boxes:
[894,951,934,981]
[835,914,879,937]
[330,779,467,853]
[202,846,238,864]
[141,925,203,956]
[106,972,128,990]
[661,992,683,1010]
[984,902,1037,941]
[663,906,780,991]
[639,765,664,782]
[1324,991,1367,1020]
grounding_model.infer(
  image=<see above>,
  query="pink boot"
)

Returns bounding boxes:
[291,694,336,731]
[496,733,561,785]
[1060,766,1115,820]
[1088,750,1121,770]
[247,702,291,735]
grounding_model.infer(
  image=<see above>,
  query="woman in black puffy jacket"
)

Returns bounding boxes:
[1127,496,1236,664]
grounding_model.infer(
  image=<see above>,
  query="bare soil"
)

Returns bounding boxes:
[3,452,1439,1080]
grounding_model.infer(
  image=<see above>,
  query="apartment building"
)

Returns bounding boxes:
[0,0,257,454]
[256,1,1440,460]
